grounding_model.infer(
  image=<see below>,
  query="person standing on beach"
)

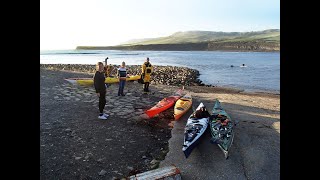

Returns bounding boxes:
[141,57,153,92]
[94,62,109,120]
[104,57,114,77]
[117,61,128,96]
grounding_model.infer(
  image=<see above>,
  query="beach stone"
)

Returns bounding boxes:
[62,90,70,94]
[98,170,107,176]
[117,112,126,116]
[112,109,120,113]
[150,159,160,165]
[140,114,149,120]
[168,122,175,128]
[107,99,115,102]
[150,164,158,169]
[123,109,134,114]
[134,111,143,115]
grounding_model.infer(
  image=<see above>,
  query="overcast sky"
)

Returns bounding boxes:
[40,0,280,50]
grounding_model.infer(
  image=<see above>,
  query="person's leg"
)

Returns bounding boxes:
[121,80,126,95]
[118,82,121,96]
[99,91,106,114]
[144,75,150,92]
[98,91,108,119]
[143,83,146,92]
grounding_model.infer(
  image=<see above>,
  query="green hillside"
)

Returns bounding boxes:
[120,29,280,45]
[77,29,280,51]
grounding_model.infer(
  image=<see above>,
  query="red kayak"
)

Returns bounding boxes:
[145,89,183,118]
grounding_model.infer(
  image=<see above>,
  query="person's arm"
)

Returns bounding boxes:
[93,72,101,95]
[105,66,109,76]
[117,69,120,79]
[142,64,146,74]
[141,64,146,78]
[126,70,129,77]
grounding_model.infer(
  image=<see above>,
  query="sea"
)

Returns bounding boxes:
[40,50,280,94]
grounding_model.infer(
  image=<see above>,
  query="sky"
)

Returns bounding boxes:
[40,0,280,50]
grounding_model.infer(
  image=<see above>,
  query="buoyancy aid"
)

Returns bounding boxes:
[105,65,114,77]
[143,62,153,74]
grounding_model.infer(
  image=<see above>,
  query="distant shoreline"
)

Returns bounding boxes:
[76,41,279,52]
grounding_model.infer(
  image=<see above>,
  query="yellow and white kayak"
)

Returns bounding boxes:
[173,93,192,120]
[65,75,141,86]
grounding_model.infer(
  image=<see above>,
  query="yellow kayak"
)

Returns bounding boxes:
[173,93,192,120]
[65,75,141,86]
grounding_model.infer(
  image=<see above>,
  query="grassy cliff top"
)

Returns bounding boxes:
[119,29,280,46]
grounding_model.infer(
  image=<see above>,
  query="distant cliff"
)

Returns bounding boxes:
[207,40,279,51]
[76,29,280,52]
[77,41,279,52]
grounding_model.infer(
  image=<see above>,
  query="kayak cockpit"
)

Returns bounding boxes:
[184,124,203,142]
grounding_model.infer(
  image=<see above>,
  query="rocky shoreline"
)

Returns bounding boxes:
[40,66,280,179]
[40,64,209,87]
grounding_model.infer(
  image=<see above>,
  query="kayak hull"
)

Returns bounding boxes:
[65,75,141,86]
[145,96,180,118]
[174,93,192,120]
[182,102,209,158]
[145,89,183,118]
[209,99,235,159]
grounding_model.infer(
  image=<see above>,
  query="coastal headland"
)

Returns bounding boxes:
[76,40,279,52]
[76,29,280,52]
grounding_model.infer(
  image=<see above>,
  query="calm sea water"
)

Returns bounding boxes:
[40,50,280,93]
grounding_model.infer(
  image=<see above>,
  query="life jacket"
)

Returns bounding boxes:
[213,114,230,126]
[221,119,230,126]
[194,107,210,119]
[105,65,113,77]
[143,62,152,74]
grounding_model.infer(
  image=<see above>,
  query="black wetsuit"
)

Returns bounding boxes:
[94,71,106,114]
